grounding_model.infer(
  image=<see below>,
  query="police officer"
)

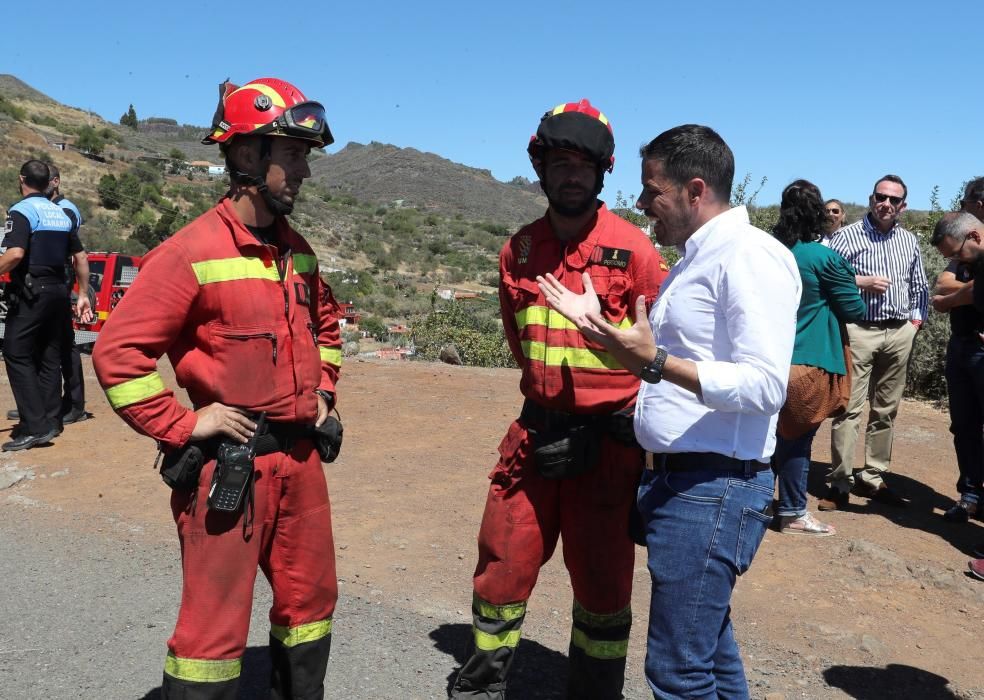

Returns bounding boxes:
[5,164,91,426]
[0,160,92,451]
[47,164,90,424]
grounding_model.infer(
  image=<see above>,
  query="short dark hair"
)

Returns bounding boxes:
[20,160,50,191]
[639,124,734,201]
[963,177,984,204]
[47,163,60,179]
[873,174,907,202]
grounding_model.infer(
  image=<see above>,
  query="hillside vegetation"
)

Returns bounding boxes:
[0,75,961,399]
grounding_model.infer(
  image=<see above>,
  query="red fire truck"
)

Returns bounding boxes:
[0,252,141,352]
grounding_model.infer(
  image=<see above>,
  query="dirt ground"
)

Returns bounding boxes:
[2,356,983,699]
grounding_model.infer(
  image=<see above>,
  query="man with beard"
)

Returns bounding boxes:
[538,124,799,698]
[94,77,343,699]
[449,100,667,700]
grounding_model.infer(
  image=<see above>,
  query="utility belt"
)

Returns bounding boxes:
[644,451,771,477]
[8,272,66,303]
[157,414,343,494]
[519,399,638,480]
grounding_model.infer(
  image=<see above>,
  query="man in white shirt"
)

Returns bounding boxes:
[538,124,800,699]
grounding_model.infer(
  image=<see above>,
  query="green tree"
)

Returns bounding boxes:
[76,125,105,155]
[359,315,388,340]
[168,147,186,161]
[119,104,138,129]
[152,209,181,241]
[131,222,158,251]
[97,174,120,209]
[905,185,953,401]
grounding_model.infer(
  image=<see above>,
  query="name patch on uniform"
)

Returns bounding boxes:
[517,235,532,265]
[591,246,631,269]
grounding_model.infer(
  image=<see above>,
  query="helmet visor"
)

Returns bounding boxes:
[272,101,334,146]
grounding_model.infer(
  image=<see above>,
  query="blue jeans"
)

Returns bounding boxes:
[772,427,819,518]
[944,335,984,504]
[637,464,774,700]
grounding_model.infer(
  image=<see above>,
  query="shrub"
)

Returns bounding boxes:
[410,300,515,368]
[0,96,26,121]
[76,125,105,155]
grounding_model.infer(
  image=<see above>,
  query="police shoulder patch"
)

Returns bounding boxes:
[591,246,631,269]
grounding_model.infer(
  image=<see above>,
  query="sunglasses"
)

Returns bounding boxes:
[826,207,841,214]
[873,192,904,206]
[947,235,970,261]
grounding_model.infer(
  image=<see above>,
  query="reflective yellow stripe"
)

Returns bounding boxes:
[570,628,629,660]
[164,653,241,683]
[233,82,287,108]
[105,372,166,409]
[97,310,109,320]
[192,257,280,285]
[292,253,318,275]
[474,595,526,622]
[473,628,521,651]
[573,602,631,628]
[270,619,333,648]
[516,305,631,331]
[521,340,624,370]
[320,347,342,365]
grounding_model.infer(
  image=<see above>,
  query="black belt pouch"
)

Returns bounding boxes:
[530,423,602,479]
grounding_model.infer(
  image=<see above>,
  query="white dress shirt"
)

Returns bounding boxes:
[634,206,801,462]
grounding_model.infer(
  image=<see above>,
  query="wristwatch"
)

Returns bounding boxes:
[315,389,335,408]
[640,347,668,384]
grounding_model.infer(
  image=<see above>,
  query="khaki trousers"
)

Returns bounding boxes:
[829,321,917,492]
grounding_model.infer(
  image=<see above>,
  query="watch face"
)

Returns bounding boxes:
[641,365,661,384]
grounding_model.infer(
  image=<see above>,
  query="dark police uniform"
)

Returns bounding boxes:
[2,192,83,437]
[51,194,86,417]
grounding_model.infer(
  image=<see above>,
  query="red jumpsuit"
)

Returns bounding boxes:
[451,204,668,699]
[93,198,342,700]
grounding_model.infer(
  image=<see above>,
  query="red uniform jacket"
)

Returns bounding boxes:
[500,203,668,415]
[93,198,342,449]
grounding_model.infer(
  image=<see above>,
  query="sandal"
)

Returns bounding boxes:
[780,512,836,536]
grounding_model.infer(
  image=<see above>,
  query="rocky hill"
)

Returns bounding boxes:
[0,74,533,330]
[310,141,546,225]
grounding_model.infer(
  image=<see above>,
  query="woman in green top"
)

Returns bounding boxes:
[772,180,867,536]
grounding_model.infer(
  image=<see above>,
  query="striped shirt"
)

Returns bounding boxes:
[824,214,929,322]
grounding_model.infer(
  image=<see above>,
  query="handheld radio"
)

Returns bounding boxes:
[208,412,266,513]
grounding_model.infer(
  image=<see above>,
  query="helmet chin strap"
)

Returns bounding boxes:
[227,136,294,217]
[229,169,294,217]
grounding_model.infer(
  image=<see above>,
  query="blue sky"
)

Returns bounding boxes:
[4,1,981,209]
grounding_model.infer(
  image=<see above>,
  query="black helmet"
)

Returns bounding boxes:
[527,99,615,173]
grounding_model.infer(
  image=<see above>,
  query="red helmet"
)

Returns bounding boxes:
[201,77,334,148]
[527,99,615,173]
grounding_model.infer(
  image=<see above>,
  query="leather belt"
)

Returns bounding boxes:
[644,451,771,475]
[857,319,907,329]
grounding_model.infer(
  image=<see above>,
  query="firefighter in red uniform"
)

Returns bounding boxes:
[450,101,669,700]
[93,77,343,700]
